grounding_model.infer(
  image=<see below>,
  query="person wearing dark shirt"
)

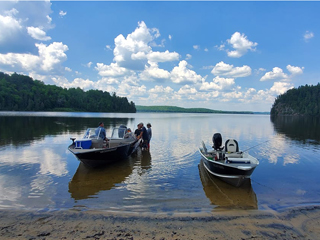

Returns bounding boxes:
[134,123,148,150]
[147,123,152,150]
[141,125,149,142]
[137,123,149,151]
[134,124,142,138]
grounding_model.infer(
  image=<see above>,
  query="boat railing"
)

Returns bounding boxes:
[82,128,103,140]
[74,127,137,149]
[111,127,128,139]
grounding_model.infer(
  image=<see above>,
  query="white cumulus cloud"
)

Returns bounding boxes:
[95,62,131,77]
[261,65,303,82]
[211,61,251,77]
[0,2,53,45]
[60,77,94,90]
[0,42,68,73]
[103,21,179,76]
[86,61,93,68]
[37,42,68,71]
[200,76,235,91]
[147,50,179,63]
[171,60,204,84]
[226,32,258,58]
[0,10,22,44]
[304,31,314,42]
[287,65,304,75]
[270,82,294,95]
[260,67,288,82]
[178,85,198,95]
[113,21,154,70]
[149,85,174,94]
[27,26,51,41]
[140,62,170,81]
[59,10,67,18]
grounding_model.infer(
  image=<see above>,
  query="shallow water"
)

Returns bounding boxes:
[0,112,319,214]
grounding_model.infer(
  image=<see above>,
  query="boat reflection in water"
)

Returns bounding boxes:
[69,149,152,200]
[69,158,137,200]
[198,159,258,210]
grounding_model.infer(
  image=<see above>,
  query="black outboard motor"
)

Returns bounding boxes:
[212,133,223,150]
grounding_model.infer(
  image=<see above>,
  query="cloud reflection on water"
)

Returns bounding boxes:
[0,138,68,177]
[0,112,319,212]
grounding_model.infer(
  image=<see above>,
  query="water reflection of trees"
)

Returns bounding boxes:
[270,116,320,144]
[0,116,133,147]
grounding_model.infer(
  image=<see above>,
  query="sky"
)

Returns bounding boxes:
[0,1,319,112]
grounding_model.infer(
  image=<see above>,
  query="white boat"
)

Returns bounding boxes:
[199,133,259,187]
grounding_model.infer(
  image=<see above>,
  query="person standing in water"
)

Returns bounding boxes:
[134,124,142,139]
[147,123,152,150]
[136,123,148,150]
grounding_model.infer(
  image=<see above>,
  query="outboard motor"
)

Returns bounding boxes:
[212,133,223,150]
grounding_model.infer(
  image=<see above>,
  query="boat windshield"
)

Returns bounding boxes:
[111,127,127,139]
[82,128,102,140]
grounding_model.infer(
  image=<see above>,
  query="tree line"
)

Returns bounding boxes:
[0,72,136,113]
[271,83,320,116]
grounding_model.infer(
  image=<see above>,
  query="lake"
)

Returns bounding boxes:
[0,112,319,214]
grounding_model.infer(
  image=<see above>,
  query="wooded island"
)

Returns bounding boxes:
[271,83,320,116]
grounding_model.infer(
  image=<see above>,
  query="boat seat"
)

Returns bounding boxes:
[108,139,124,148]
[91,138,104,148]
[226,157,251,164]
[225,152,242,158]
[225,139,239,153]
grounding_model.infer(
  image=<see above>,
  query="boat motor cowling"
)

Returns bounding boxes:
[212,133,223,150]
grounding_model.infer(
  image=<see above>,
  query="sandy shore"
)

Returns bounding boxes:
[0,206,319,239]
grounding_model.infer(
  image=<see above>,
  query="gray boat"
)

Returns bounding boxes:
[199,133,259,187]
[68,126,141,168]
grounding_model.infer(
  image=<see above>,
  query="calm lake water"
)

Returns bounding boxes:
[0,112,319,214]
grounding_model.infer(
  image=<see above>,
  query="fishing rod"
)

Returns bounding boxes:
[242,140,270,152]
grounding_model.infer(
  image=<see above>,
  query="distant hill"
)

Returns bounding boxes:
[271,83,320,116]
[253,112,270,115]
[136,105,253,114]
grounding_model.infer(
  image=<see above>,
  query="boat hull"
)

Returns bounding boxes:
[199,148,258,187]
[69,139,141,168]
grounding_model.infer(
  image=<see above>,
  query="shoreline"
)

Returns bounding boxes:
[0,206,319,239]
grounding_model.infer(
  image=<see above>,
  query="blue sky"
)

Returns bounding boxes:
[0,1,319,112]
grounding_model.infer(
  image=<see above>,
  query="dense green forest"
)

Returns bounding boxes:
[136,105,253,114]
[271,83,320,116]
[0,72,136,113]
